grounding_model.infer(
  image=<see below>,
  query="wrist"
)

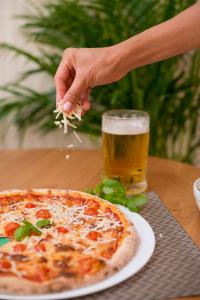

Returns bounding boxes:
[110,36,143,76]
[108,42,133,77]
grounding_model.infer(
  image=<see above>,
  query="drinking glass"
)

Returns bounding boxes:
[102,110,150,194]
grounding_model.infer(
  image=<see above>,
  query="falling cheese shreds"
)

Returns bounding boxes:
[73,130,82,143]
[53,100,83,135]
[66,144,74,149]
[54,121,61,126]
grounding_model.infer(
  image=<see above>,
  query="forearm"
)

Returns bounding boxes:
[116,3,200,72]
[55,3,200,111]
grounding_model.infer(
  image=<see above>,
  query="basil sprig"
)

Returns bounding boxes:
[14,220,42,241]
[14,226,31,242]
[22,220,42,235]
[86,177,148,213]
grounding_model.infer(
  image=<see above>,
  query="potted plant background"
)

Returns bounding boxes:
[0,0,199,163]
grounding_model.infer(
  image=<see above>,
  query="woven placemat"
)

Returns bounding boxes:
[75,191,200,300]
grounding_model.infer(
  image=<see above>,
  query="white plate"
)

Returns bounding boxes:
[193,178,200,210]
[0,206,155,300]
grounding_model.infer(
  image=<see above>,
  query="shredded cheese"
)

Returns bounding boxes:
[66,144,74,149]
[73,130,82,143]
[53,101,83,135]
[0,195,124,268]
[53,101,83,161]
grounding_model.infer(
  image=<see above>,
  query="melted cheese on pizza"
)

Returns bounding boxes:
[0,191,131,282]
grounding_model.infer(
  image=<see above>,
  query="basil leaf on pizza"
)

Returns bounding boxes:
[22,220,42,235]
[36,219,53,228]
[14,225,31,241]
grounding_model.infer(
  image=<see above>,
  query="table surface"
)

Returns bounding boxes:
[0,149,199,300]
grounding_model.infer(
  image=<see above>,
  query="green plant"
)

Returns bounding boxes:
[85,177,148,213]
[0,0,199,163]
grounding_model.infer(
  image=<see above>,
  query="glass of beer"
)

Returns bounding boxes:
[102,110,150,194]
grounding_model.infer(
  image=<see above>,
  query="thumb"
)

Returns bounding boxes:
[62,75,86,113]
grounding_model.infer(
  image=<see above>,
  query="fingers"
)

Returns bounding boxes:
[54,58,70,107]
[62,75,87,113]
[82,88,91,111]
[55,48,93,114]
[55,64,91,114]
[82,100,90,111]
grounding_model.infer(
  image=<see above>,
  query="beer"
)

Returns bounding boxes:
[102,110,149,194]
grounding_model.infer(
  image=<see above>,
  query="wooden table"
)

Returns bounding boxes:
[0,149,199,300]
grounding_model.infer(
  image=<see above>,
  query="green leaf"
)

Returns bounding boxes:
[94,183,104,195]
[125,194,148,212]
[22,220,42,235]
[0,43,55,75]
[0,237,10,247]
[102,186,114,194]
[36,219,52,228]
[102,177,123,188]
[86,177,148,213]
[130,194,148,207]
[104,192,126,205]
[84,188,95,195]
[102,177,126,194]
[14,226,30,241]
[126,199,140,213]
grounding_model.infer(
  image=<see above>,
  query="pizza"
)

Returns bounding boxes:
[0,189,138,295]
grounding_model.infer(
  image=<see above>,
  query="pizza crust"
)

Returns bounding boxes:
[0,266,114,295]
[0,234,138,295]
[0,275,76,295]
[109,224,138,269]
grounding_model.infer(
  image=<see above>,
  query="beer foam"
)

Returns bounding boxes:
[102,118,149,135]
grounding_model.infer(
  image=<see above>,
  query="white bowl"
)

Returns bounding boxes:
[193,178,200,210]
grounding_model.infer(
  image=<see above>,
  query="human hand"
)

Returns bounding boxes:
[54,45,127,113]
